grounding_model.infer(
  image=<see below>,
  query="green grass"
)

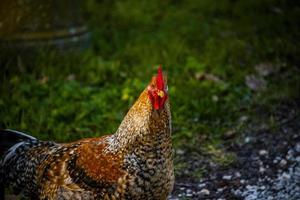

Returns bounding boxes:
[1,0,300,164]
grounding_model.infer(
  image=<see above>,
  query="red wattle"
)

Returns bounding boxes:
[153,94,159,110]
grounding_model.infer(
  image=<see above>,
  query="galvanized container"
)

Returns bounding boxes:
[0,0,89,50]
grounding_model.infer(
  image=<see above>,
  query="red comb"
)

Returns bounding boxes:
[156,65,164,90]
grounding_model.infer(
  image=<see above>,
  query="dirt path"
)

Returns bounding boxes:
[170,100,300,200]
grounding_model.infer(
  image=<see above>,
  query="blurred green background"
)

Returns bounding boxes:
[0,0,299,168]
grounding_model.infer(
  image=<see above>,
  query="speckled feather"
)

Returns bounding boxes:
[0,68,174,200]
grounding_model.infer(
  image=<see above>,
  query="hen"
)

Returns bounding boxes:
[0,66,174,200]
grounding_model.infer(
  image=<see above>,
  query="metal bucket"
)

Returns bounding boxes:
[0,0,89,50]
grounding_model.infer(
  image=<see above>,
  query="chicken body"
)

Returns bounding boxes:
[0,68,174,200]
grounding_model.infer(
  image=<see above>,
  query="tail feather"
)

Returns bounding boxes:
[0,130,57,198]
[0,129,37,199]
[0,129,37,158]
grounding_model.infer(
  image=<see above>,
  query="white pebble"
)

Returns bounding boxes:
[186,189,192,194]
[199,188,210,196]
[222,175,232,180]
[235,172,241,178]
[279,159,287,167]
[186,193,193,197]
[259,166,266,173]
[260,185,266,190]
[245,137,251,143]
[282,172,291,180]
[295,143,300,153]
[198,183,206,188]
[259,150,268,156]
[217,188,224,193]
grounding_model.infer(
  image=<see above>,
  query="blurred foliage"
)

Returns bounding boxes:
[0,0,300,154]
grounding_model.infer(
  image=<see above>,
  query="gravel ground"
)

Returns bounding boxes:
[170,100,300,200]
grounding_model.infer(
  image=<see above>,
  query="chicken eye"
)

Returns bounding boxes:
[157,90,165,98]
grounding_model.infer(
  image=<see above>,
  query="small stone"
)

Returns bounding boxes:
[186,193,193,197]
[259,166,266,173]
[265,164,269,169]
[199,189,210,196]
[276,156,281,160]
[288,149,294,155]
[286,154,294,161]
[168,197,178,200]
[295,156,300,162]
[295,143,300,153]
[273,156,281,164]
[233,189,242,196]
[235,172,241,178]
[282,172,291,180]
[246,185,255,190]
[217,188,224,193]
[198,183,206,188]
[222,175,232,180]
[245,137,251,143]
[279,159,287,167]
[259,150,268,156]
[260,185,266,190]
[186,189,192,194]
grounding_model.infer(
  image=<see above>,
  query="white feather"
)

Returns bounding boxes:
[2,142,25,164]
